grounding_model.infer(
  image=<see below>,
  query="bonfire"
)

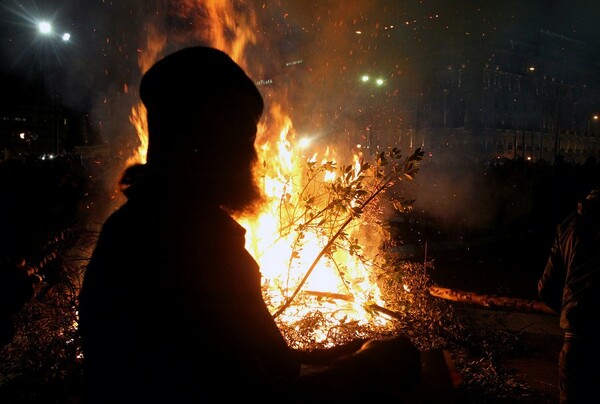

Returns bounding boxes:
[0,2,555,403]
[122,0,429,348]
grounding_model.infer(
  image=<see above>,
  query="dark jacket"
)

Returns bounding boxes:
[538,198,600,335]
[78,184,299,403]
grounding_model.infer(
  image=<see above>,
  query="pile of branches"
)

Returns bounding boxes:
[0,226,96,403]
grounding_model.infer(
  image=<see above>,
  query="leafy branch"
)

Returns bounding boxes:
[272,147,424,318]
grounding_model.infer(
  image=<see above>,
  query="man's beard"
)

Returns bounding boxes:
[219,155,265,217]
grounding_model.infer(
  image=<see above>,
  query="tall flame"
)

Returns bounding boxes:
[238,112,392,336]
[127,1,395,344]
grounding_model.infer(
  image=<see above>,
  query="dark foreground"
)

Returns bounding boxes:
[0,224,564,404]
[1,155,581,403]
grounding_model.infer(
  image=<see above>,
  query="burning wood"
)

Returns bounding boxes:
[304,290,404,320]
[429,286,557,315]
[304,290,354,302]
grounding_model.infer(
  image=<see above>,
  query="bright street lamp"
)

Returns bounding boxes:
[360,74,385,87]
[36,19,72,155]
[38,21,52,35]
[37,20,71,43]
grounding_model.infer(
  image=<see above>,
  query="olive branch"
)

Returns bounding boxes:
[271,147,424,319]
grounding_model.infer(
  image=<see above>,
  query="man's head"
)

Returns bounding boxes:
[578,188,600,222]
[140,46,264,164]
[140,46,263,120]
[138,46,265,213]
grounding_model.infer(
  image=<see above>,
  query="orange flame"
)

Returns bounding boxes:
[239,114,392,335]
[127,1,394,344]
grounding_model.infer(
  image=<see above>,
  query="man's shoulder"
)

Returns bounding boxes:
[558,211,579,229]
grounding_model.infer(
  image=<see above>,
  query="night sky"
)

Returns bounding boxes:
[1,0,600,144]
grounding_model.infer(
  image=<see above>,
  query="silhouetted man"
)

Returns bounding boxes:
[78,46,420,403]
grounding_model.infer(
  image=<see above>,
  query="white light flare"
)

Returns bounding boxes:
[38,21,52,35]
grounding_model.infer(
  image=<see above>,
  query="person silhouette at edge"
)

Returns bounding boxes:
[538,188,600,404]
[77,46,421,403]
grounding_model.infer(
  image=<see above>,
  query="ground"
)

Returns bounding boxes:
[423,226,562,403]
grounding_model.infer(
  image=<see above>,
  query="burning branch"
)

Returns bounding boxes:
[304,290,354,302]
[429,286,557,315]
[304,291,404,321]
[272,147,424,318]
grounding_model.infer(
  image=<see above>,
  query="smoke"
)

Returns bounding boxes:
[3,0,599,143]
[3,0,598,226]
[409,159,501,234]
[7,1,591,144]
